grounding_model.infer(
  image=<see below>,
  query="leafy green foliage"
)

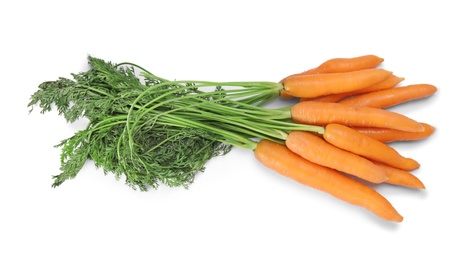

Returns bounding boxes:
[28,55,318,190]
[28,57,233,190]
[52,116,231,190]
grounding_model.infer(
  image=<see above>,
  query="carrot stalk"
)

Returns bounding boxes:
[353,123,436,143]
[254,139,403,222]
[323,123,420,171]
[283,69,393,98]
[291,101,424,132]
[339,84,438,108]
[285,131,387,183]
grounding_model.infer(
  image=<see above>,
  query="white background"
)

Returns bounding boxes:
[1,0,473,259]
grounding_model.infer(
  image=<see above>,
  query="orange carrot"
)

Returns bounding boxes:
[374,162,425,189]
[283,69,392,98]
[323,123,420,171]
[301,75,405,103]
[353,123,436,143]
[254,139,403,222]
[339,84,438,108]
[303,54,384,74]
[285,131,387,183]
[291,101,424,132]
[344,75,405,96]
[280,55,385,83]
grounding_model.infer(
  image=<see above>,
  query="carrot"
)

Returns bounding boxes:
[374,162,425,189]
[254,139,403,222]
[280,55,384,83]
[353,123,436,143]
[301,75,405,103]
[303,54,384,74]
[285,131,387,183]
[283,69,393,98]
[344,75,405,96]
[291,101,424,132]
[339,84,438,108]
[323,123,420,171]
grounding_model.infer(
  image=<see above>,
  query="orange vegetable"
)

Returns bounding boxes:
[353,123,436,143]
[339,84,438,108]
[301,74,405,103]
[280,54,384,83]
[254,139,403,222]
[291,101,424,132]
[375,162,425,189]
[285,131,387,183]
[323,123,420,171]
[303,54,384,74]
[283,69,392,98]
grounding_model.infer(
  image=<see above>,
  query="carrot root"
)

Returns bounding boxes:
[323,123,420,171]
[307,54,384,74]
[283,69,393,98]
[353,123,436,143]
[254,140,403,222]
[279,54,384,83]
[286,131,387,183]
[339,84,438,108]
[291,101,424,133]
[375,162,425,189]
[300,75,405,103]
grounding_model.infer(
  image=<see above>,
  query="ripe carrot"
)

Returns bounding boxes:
[339,84,438,108]
[291,101,424,132]
[254,139,403,222]
[285,131,387,183]
[353,123,436,143]
[283,69,393,98]
[303,54,384,74]
[323,123,420,171]
[280,54,385,83]
[301,75,405,103]
[345,75,405,95]
[374,162,425,189]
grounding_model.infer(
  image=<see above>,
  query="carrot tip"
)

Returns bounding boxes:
[376,175,390,184]
[394,215,404,222]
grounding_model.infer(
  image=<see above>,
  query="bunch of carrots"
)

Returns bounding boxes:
[255,54,436,222]
[29,54,436,223]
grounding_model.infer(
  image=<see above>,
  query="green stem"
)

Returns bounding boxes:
[124,80,280,150]
[155,113,258,150]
